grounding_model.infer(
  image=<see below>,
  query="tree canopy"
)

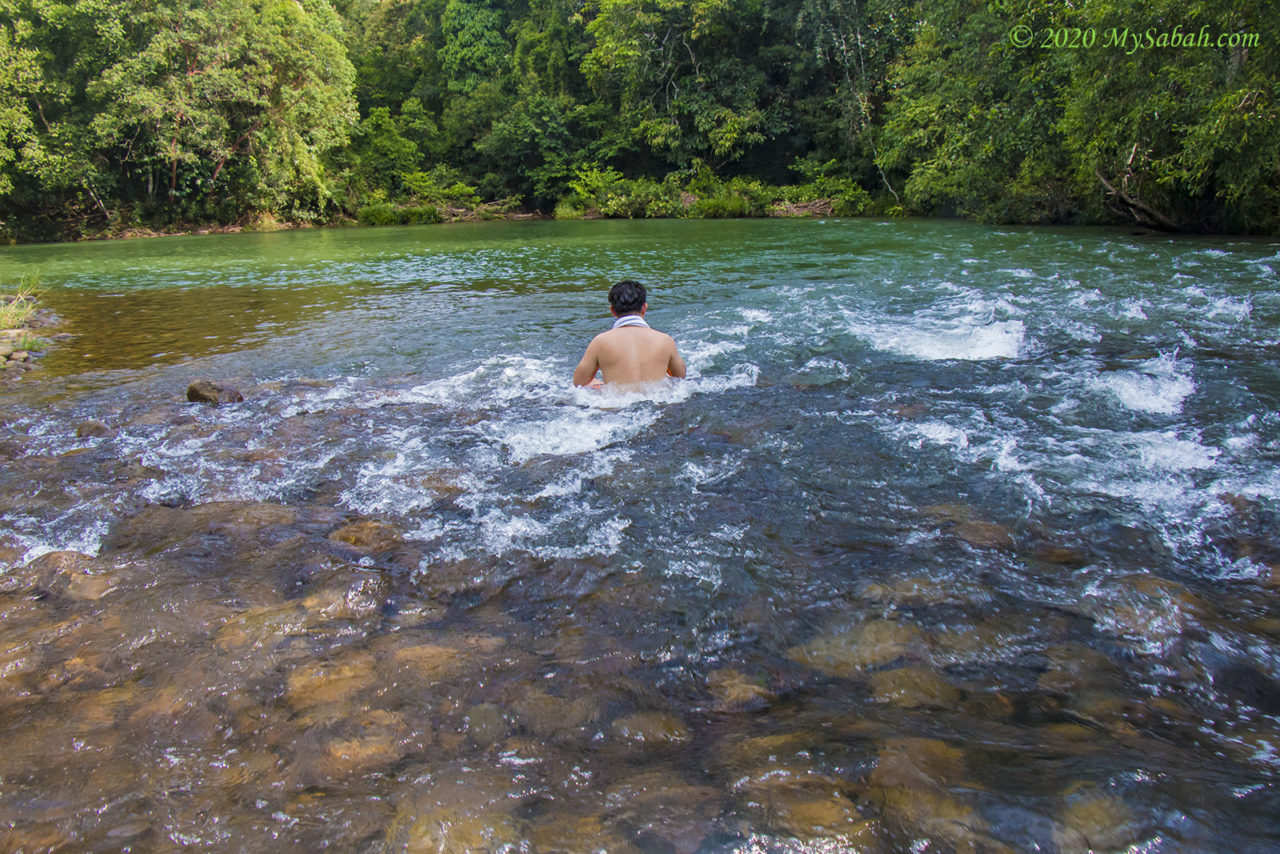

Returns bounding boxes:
[0,0,1276,239]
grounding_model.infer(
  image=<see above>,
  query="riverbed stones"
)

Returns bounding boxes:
[707,667,774,711]
[186,379,244,405]
[327,519,403,551]
[1082,572,1212,647]
[384,763,528,853]
[298,709,421,783]
[605,769,724,854]
[464,702,508,745]
[867,738,991,850]
[512,686,601,739]
[74,420,115,439]
[1052,788,1140,853]
[528,811,640,853]
[921,503,1015,549]
[286,651,381,722]
[1037,644,1124,695]
[788,619,924,676]
[870,666,963,709]
[610,711,691,748]
[27,550,122,601]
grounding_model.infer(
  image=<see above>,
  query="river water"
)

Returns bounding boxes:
[1,218,1278,850]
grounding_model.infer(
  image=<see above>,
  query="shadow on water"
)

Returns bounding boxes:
[1,219,1280,850]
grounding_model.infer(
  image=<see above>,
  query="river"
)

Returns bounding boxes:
[1,218,1278,850]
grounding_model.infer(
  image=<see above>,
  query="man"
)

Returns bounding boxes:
[573,280,686,387]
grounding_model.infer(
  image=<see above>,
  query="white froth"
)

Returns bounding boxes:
[534,448,632,498]
[1092,354,1194,415]
[1134,430,1219,471]
[1119,299,1150,320]
[907,421,970,450]
[665,557,722,587]
[1205,295,1252,322]
[485,408,659,463]
[844,311,1025,361]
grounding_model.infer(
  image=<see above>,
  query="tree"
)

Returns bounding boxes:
[90,0,357,219]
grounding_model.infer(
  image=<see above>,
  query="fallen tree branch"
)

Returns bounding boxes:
[1095,167,1179,231]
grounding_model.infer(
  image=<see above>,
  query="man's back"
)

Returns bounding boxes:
[574,280,685,387]
[574,325,685,386]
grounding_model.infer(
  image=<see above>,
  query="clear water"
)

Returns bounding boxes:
[1,219,1279,850]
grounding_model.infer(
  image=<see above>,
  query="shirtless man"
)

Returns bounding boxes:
[573,280,686,387]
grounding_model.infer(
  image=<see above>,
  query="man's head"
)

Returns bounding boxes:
[609,280,647,316]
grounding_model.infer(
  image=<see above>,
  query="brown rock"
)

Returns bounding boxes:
[763,789,870,840]
[307,709,420,781]
[285,652,380,720]
[870,666,962,709]
[1053,788,1140,853]
[707,668,774,711]
[328,520,403,551]
[27,550,120,601]
[610,711,691,747]
[384,764,527,853]
[75,420,115,439]
[956,520,1014,549]
[513,687,601,739]
[869,738,966,790]
[186,379,244,405]
[788,620,923,676]
[605,769,723,854]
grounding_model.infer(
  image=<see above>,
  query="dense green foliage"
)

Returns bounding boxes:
[0,0,1276,239]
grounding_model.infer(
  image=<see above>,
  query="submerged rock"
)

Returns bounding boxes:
[27,550,123,601]
[75,420,115,439]
[384,763,529,853]
[297,709,423,784]
[528,812,640,854]
[867,738,994,850]
[762,789,871,841]
[327,519,403,552]
[605,769,724,854]
[512,687,601,740]
[707,668,774,711]
[788,619,924,676]
[869,737,966,790]
[186,379,244,405]
[285,651,380,722]
[1053,788,1141,853]
[610,711,691,748]
[869,666,963,709]
[955,520,1014,549]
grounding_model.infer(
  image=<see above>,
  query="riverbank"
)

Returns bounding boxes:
[0,291,65,383]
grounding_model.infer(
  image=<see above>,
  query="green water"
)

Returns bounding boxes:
[1,219,1279,850]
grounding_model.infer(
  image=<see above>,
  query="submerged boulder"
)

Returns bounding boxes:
[27,550,122,601]
[788,619,924,676]
[186,380,243,405]
[74,420,115,439]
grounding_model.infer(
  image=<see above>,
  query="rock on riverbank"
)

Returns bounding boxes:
[0,296,65,384]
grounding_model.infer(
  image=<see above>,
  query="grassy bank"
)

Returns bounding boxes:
[0,283,39,329]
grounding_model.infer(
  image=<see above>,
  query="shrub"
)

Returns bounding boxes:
[553,200,585,219]
[356,202,442,226]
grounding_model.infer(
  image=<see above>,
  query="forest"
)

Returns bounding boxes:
[0,0,1276,241]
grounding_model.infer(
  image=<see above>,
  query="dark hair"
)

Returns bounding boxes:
[609,280,646,315]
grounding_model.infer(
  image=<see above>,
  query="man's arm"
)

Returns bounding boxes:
[667,337,686,379]
[573,339,601,386]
